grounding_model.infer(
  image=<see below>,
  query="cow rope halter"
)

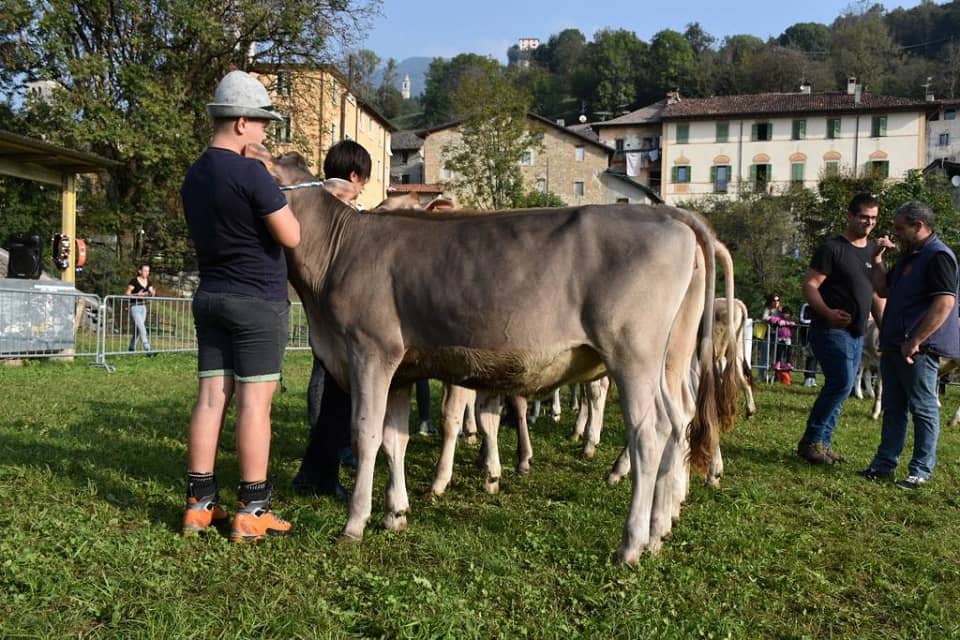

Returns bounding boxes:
[279,181,324,191]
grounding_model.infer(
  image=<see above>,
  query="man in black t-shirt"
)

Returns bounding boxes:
[797,193,884,465]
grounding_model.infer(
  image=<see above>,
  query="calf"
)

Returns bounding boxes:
[272,151,735,563]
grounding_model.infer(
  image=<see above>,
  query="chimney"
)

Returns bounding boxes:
[854,83,862,105]
[847,76,857,95]
[666,89,681,104]
[556,118,565,126]
[800,80,811,94]
[923,76,935,102]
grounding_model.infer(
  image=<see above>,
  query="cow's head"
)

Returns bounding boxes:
[243,143,316,187]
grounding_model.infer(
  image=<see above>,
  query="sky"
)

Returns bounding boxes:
[359,0,928,63]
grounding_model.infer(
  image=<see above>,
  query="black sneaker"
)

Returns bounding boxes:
[856,467,895,481]
[895,475,928,490]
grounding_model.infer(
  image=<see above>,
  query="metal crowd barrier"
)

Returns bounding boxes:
[1,285,310,371]
[746,319,816,383]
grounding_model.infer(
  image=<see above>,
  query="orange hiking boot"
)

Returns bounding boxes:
[229,497,292,543]
[182,494,229,535]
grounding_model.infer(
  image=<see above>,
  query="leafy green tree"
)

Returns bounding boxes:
[714,35,766,94]
[420,54,501,126]
[344,48,381,102]
[647,29,698,95]
[585,29,646,116]
[778,22,833,54]
[515,190,565,208]
[2,0,380,274]
[830,3,902,93]
[441,69,539,210]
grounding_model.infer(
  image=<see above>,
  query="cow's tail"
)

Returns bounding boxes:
[715,242,741,433]
[664,206,719,475]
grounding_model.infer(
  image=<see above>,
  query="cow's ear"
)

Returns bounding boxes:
[243,143,274,171]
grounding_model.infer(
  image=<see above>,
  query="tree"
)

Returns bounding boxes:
[714,35,766,94]
[420,53,501,126]
[647,30,699,96]
[2,0,382,271]
[585,29,646,116]
[375,57,404,118]
[344,48,381,102]
[778,22,832,54]
[441,69,539,210]
[516,190,565,208]
[830,3,902,93]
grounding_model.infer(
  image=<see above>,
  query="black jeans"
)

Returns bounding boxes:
[295,355,351,491]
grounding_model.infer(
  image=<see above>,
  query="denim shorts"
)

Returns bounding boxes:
[192,290,289,382]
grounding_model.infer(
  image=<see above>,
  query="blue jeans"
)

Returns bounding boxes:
[869,351,941,479]
[802,327,863,446]
[128,304,151,351]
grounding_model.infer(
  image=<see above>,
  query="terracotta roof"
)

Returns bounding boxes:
[661,92,930,120]
[391,130,424,150]
[594,100,667,127]
[387,183,446,194]
[418,114,614,153]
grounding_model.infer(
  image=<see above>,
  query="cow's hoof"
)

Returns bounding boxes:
[552,414,561,423]
[430,483,447,498]
[615,545,641,566]
[336,531,363,545]
[382,511,408,532]
[705,475,721,489]
[516,460,532,475]
[606,472,625,486]
[484,477,500,495]
[570,433,583,443]
[465,434,478,446]
[581,445,597,460]
[646,538,663,555]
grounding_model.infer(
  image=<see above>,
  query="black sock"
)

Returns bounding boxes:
[238,480,271,503]
[187,472,217,499]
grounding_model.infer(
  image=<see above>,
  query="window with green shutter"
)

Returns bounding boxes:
[791,162,805,186]
[867,160,889,178]
[871,115,887,137]
[672,165,691,183]
[676,124,689,144]
[716,123,728,143]
[751,122,772,141]
[750,164,771,191]
[711,165,731,193]
[824,161,839,177]
[792,119,806,140]
[827,118,841,139]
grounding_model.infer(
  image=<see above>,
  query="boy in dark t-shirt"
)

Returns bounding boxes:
[180,70,301,542]
[797,193,884,466]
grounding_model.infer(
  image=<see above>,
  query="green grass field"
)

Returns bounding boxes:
[2,352,960,639]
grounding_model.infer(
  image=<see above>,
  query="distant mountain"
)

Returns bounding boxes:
[371,56,433,97]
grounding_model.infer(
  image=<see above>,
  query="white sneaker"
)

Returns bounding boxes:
[803,378,816,387]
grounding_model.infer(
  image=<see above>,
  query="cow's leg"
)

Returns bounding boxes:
[742,360,757,417]
[616,379,667,565]
[607,445,630,485]
[649,429,686,548]
[381,386,412,532]
[513,396,533,475]
[550,388,562,423]
[863,367,876,399]
[581,376,611,459]
[852,365,865,399]
[570,385,589,443]
[872,367,883,421]
[432,384,470,496]
[476,394,503,494]
[570,383,580,413]
[529,398,542,424]
[706,442,724,488]
[342,366,393,542]
[463,393,478,445]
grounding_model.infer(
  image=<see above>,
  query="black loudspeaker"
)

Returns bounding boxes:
[6,232,43,279]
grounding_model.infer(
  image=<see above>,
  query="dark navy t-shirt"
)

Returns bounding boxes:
[181,147,290,301]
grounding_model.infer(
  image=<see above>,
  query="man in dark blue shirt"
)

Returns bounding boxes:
[180,70,301,541]
[859,200,959,488]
